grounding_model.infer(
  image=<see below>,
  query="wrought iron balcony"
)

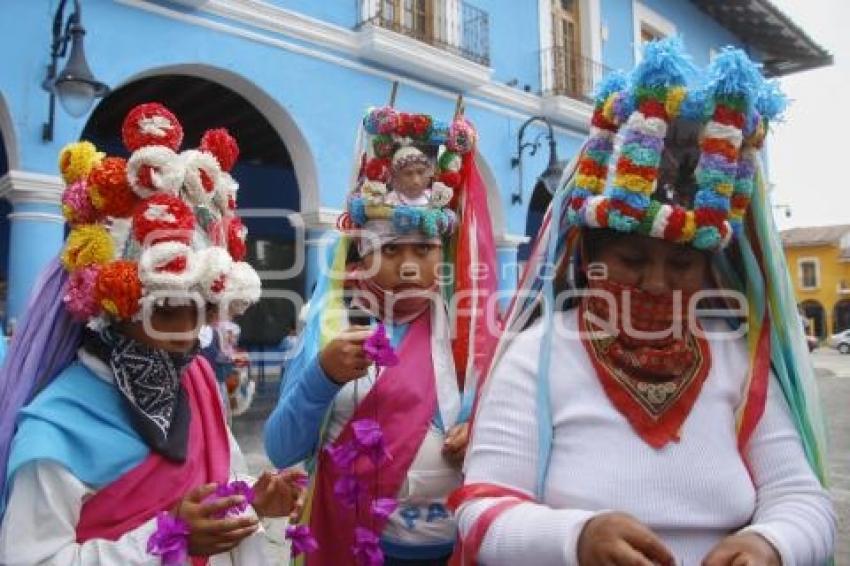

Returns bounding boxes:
[541,47,609,103]
[356,0,490,67]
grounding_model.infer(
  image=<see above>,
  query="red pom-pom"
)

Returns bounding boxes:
[88,157,138,218]
[365,158,391,182]
[227,216,247,261]
[200,128,240,172]
[132,194,196,246]
[410,114,432,139]
[96,261,142,320]
[122,103,184,152]
[438,170,462,190]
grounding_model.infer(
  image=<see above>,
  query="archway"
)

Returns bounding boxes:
[519,180,553,262]
[834,299,850,334]
[801,300,826,339]
[82,73,308,349]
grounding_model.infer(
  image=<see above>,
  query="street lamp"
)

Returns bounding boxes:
[42,0,109,142]
[511,116,564,205]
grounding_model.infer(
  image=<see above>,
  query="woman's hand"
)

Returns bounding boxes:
[442,423,469,467]
[578,512,675,566]
[252,469,308,519]
[702,533,780,566]
[175,484,259,557]
[319,326,373,383]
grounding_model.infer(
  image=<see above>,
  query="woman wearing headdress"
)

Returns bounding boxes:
[451,39,835,565]
[264,106,500,565]
[0,104,302,564]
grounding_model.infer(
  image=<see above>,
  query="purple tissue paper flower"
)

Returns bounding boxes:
[325,440,360,472]
[352,527,384,566]
[351,418,391,466]
[371,497,399,521]
[147,511,190,566]
[207,480,255,518]
[285,524,319,557]
[292,473,310,489]
[334,474,365,508]
[363,323,399,367]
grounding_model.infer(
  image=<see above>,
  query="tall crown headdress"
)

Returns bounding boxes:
[566,37,785,250]
[57,102,261,323]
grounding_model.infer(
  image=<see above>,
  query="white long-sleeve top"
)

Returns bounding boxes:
[0,350,281,566]
[457,310,835,566]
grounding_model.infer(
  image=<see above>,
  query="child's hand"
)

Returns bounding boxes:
[252,471,299,519]
[442,422,470,467]
[319,326,373,383]
[175,484,259,556]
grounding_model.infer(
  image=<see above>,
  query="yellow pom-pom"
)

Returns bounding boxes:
[715,183,734,197]
[679,211,697,242]
[616,174,654,195]
[602,94,618,123]
[576,174,606,193]
[58,141,103,184]
[61,224,115,272]
[665,86,687,119]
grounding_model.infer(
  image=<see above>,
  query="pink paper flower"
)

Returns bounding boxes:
[285,524,319,557]
[334,474,365,508]
[371,497,399,521]
[352,527,384,566]
[325,440,359,472]
[63,265,101,321]
[363,323,399,367]
[207,480,255,518]
[352,419,392,466]
[291,473,309,489]
[146,511,189,566]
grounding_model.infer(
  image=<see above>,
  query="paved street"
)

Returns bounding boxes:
[811,348,850,563]
[234,352,850,562]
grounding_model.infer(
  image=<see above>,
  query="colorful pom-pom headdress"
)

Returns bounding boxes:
[488,38,829,501]
[57,102,261,324]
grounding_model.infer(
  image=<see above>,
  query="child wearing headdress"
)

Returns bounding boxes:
[264,107,499,565]
[0,104,302,565]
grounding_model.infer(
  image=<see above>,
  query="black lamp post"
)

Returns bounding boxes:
[510,116,564,205]
[42,0,109,142]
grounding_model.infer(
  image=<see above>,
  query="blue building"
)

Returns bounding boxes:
[0,0,829,343]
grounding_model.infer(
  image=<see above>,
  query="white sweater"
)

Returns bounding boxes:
[457,310,835,566]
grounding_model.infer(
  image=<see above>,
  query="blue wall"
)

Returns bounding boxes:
[0,0,757,321]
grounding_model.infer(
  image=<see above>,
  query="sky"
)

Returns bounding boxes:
[766,0,850,230]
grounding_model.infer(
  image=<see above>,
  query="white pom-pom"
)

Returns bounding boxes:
[195,246,233,304]
[181,149,222,207]
[138,241,200,291]
[223,262,261,316]
[127,146,185,198]
[429,182,454,207]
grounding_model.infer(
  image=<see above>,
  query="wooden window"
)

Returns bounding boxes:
[381,0,433,39]
[552,0,582,97]
[800,259,819,289]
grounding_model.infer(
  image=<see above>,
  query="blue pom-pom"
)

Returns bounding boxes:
[707,47,762,102]
[431,120,450,144]
[392,206,422,233]
[348,197,368,225]
[632,36,696,88]
[693,226,721,250]
[679,87,709,121]
[756,80,788,121]
[594,70,628,105]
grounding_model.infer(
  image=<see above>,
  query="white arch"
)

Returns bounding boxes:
[0,91,20,172]
[474,152,506,238]
[108,64,320,214]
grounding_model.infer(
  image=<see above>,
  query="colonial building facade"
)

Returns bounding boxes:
[0,0,829,344]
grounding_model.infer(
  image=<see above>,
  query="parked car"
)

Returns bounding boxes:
[829,329,850,354]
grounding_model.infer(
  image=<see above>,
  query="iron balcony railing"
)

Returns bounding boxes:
[356,0,490,67]
[541,47,610,103]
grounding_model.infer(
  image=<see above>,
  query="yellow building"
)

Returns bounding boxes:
[781,224,850,339]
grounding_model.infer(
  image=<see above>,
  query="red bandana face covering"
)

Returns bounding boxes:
[580,278,712,448]
[349,273,436,325]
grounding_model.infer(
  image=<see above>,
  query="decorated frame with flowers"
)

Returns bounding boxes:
[340,106,477,238]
